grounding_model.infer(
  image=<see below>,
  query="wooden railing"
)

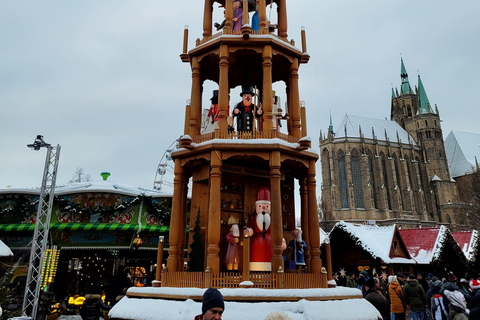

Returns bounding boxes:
[192,130,297,144]
[161,270,327,289]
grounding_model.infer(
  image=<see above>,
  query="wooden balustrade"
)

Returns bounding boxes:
[192,131,297,144]
[160,271,326,289]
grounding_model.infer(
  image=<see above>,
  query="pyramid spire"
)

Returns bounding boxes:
[328,110,334,134]
[400,58,411,95]
[417,74,433,114]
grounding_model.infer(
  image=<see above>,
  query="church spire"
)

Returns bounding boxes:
[418,74,433,114]
[400,58,411,95]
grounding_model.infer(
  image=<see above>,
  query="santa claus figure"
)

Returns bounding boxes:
[250,187,272,271]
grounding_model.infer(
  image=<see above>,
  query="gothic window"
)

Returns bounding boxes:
[338,150,349,208]
[322,149,331,186]
[367,150,378,209]
[418,132,422,140]
[425,120,428,127]
[426,131,431,139]
[406,156,416,191]
[351,149,364,208]
[407,106,412,117]
[394,154,404,208]
[381,153,392,210]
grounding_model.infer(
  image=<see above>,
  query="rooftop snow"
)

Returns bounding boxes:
[399,226,447,264]
[0,239,13,257]
[331,221,414,264]
[445,131,480,178]
[452,230,479,262]
[333,114,416,146]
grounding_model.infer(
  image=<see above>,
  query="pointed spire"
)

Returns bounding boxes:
[418,74,433,114]
[391,87,396,98]
[400,58,411,95]
[328,110,334,134]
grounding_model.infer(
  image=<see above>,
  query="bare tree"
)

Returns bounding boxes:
[68,167,91,183]
[456,169,480,228]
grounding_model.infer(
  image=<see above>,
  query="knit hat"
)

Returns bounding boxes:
[202,288,225,314]
[408,274,416,280]
[365,277,375,288]
[470,279,480,290]
[396,273,405,279]
[427,273,434,280]
[360,270,369,278]
[444,290,467,311]
[448,272,457,282]
[264,311,293,320]
[431,280,443,289]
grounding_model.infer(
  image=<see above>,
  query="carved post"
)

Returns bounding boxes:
[307,160,322,273]
[177,178,189,271]
[242,0,249,26]
[300,100,307,137]
[270,151,283,273]
[325,241,332,282]
[205,266,212,288]
[224,0,233,34]
[258,0,267,33]
[218,45,230,135]
[184,100,191,135]
[289,58,302,139]
[189,57,202,137]
[183,26,189,54]
[300,178,311,271]
[153,236,164,287]
[277,0,288,39]
[301,27,307,53]
[262,45,273,133]
[167,159,185,272]
[203,0,213,38]
[277,267,284,289]
[242,236,250,283]
[206,151,222,273]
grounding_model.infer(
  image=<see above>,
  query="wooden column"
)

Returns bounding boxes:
[206,150,222,273]
[203,0,213,38]
[242,236,250,282]
[277,0,288,39]
[242,0,249,26]
[189,57,202,137]
[300,177,311,271]
[224,0,233,34]
[258,0,267,33]
[177,177,189,271]
[270,151,283,272]
[262,45,273,134]
[300,101,307,137]
[325,243,332,281]
[307,160,322,273]
[167,158,185,272]
[184,101,191,135]
[218,45,230,135]
[285,85,292,135]
[154,236,164,285]
[289,58,302,139]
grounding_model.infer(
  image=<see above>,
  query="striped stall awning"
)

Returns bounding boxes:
[0,223,169,233]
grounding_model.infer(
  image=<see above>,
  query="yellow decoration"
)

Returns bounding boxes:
[357,266,364,271]
[227,216,237,225]
[364,266,370,271]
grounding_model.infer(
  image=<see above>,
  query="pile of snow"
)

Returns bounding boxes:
[0,240,13,257]
[109,287,381,320]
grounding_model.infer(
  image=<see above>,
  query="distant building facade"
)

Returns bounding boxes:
[320,59,463,229]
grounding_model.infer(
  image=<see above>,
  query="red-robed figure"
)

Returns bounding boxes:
[250,187,272,271]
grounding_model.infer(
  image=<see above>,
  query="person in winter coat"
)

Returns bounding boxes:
[427,280,444,311]
[79,294,111,320]
[431,288,449,320]
[365,277,390,320]
[469,290,480,319]
[444,290,469,320]
[417,273,430,293]
[442,280,461,312]
[388,276,406,320]
[403,275,427,320]
[346,272,357,288]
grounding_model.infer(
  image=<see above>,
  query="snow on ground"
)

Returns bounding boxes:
[109,287,381,320]
[0,239,13,257]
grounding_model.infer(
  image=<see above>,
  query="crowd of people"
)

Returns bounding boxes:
[335,270,480,320]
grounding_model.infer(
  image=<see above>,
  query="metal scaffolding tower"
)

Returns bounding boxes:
[22,136,61,319]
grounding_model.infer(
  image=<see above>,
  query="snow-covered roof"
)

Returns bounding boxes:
[109,287,382,320]
[0,239,13,257]
[399,226,467,264]
[452,230,479,262]
[330,221,414,264]
[445,131,480,178]
[333,114,416,146]
[319,228,329,245]
[54,180,166,197]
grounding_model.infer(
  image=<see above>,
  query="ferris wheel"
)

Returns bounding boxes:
[153,139,179,192]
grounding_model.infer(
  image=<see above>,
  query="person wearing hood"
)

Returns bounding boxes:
[444,290,469,320]
[364,277,390,320]
[429,280,448,320]
[79,291,112,320]
[388,276,406,320]
[403,274,427,320]
[442,280,462,312]
[469,290,480,319]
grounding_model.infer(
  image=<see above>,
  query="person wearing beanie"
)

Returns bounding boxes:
[448,272,458,283]
[403,274,427,320]
[396,273,406,287]
[389,275,406,320]
[444,290,468,320]
[364,276,389,320]
[195,288,225,320]
[417,272,430,293]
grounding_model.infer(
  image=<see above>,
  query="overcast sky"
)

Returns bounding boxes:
[1,0,479,195]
